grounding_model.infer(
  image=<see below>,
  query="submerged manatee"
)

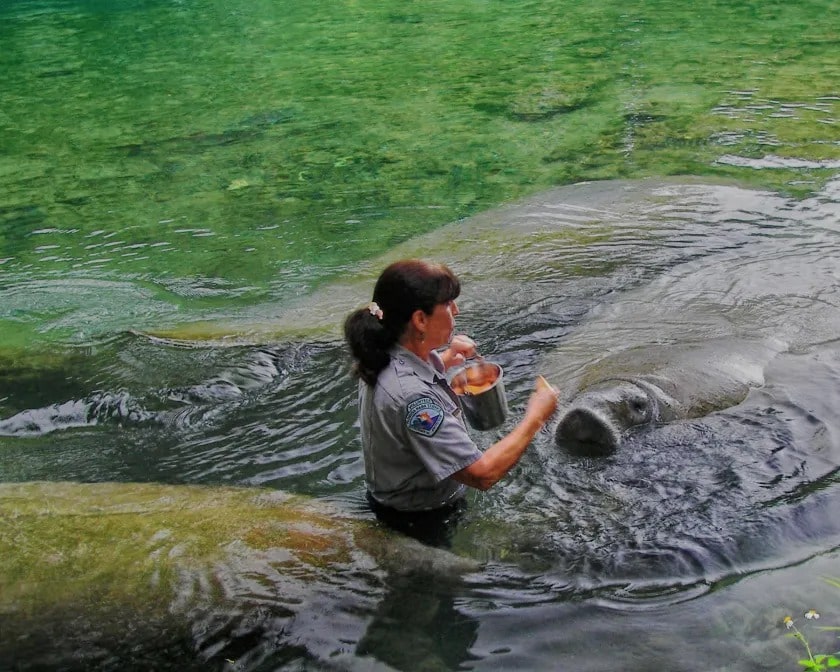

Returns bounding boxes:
[553,338,787,453]
[0,481,480,669]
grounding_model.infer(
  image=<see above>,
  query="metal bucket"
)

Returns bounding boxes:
[449,360,509,430]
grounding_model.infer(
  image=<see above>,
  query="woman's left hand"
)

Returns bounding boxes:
[442,334,477,369]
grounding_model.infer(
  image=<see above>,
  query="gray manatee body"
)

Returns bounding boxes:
[0,481,481,669]
[554,338,787,453]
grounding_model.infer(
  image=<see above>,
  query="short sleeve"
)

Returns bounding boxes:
[403,393,481,482]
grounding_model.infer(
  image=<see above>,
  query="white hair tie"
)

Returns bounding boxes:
[368,302,384,320]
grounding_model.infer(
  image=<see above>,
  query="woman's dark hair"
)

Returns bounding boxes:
[344,259,461,385]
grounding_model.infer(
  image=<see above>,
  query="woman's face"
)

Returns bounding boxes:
[425,299,459,349]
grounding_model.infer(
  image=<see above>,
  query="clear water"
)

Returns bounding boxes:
[1,0,838,346]
[2,0,840,670]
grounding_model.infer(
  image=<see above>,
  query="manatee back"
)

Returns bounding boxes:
[564,337,785,419]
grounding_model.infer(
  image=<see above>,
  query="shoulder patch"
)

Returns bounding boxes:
[405,397,445,437]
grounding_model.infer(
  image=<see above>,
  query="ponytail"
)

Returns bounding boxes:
[343,306,397,386]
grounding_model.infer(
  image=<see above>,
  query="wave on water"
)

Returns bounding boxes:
[0,340,319,438]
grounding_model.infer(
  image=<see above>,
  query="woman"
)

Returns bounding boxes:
[344,259,558,541]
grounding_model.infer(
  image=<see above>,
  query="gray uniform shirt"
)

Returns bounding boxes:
[359,345,482,511]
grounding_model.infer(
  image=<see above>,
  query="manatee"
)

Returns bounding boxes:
[553,338,787,453]
[0,481,480,668]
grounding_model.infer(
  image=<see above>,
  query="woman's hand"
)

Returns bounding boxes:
[441,334,477,369]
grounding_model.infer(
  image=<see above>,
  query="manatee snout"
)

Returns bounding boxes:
[554,380,655,454]
[555,406,622,454]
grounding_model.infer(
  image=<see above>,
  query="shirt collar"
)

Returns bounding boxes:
[391,345,446,384]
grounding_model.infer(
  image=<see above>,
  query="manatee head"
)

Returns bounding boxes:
[554,380,655,455]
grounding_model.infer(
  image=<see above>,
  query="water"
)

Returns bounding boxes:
[2,0,840,670]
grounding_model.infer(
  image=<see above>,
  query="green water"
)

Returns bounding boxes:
[1,0,838,348]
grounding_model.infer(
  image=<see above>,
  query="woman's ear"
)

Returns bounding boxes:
[410,308,428,332]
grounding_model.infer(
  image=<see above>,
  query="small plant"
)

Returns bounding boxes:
[784,578,840,672]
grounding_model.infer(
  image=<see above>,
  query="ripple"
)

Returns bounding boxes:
[0,391,155,437]
[717,154,840,170]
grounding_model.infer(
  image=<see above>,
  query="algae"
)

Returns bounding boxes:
[0,0,837,331]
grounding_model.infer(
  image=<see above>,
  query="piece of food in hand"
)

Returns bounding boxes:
[536,375,559,395]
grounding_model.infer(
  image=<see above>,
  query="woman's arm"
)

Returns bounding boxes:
[452,377,558,490]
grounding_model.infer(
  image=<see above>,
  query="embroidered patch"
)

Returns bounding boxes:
[405,397,445,437]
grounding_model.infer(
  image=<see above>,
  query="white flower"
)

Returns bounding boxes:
[805,609,820,620]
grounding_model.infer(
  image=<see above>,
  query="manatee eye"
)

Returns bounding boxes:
[629,398,650,421]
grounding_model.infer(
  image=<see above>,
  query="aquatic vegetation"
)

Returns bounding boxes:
[784,580,840,671]
[0,0,837,335]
